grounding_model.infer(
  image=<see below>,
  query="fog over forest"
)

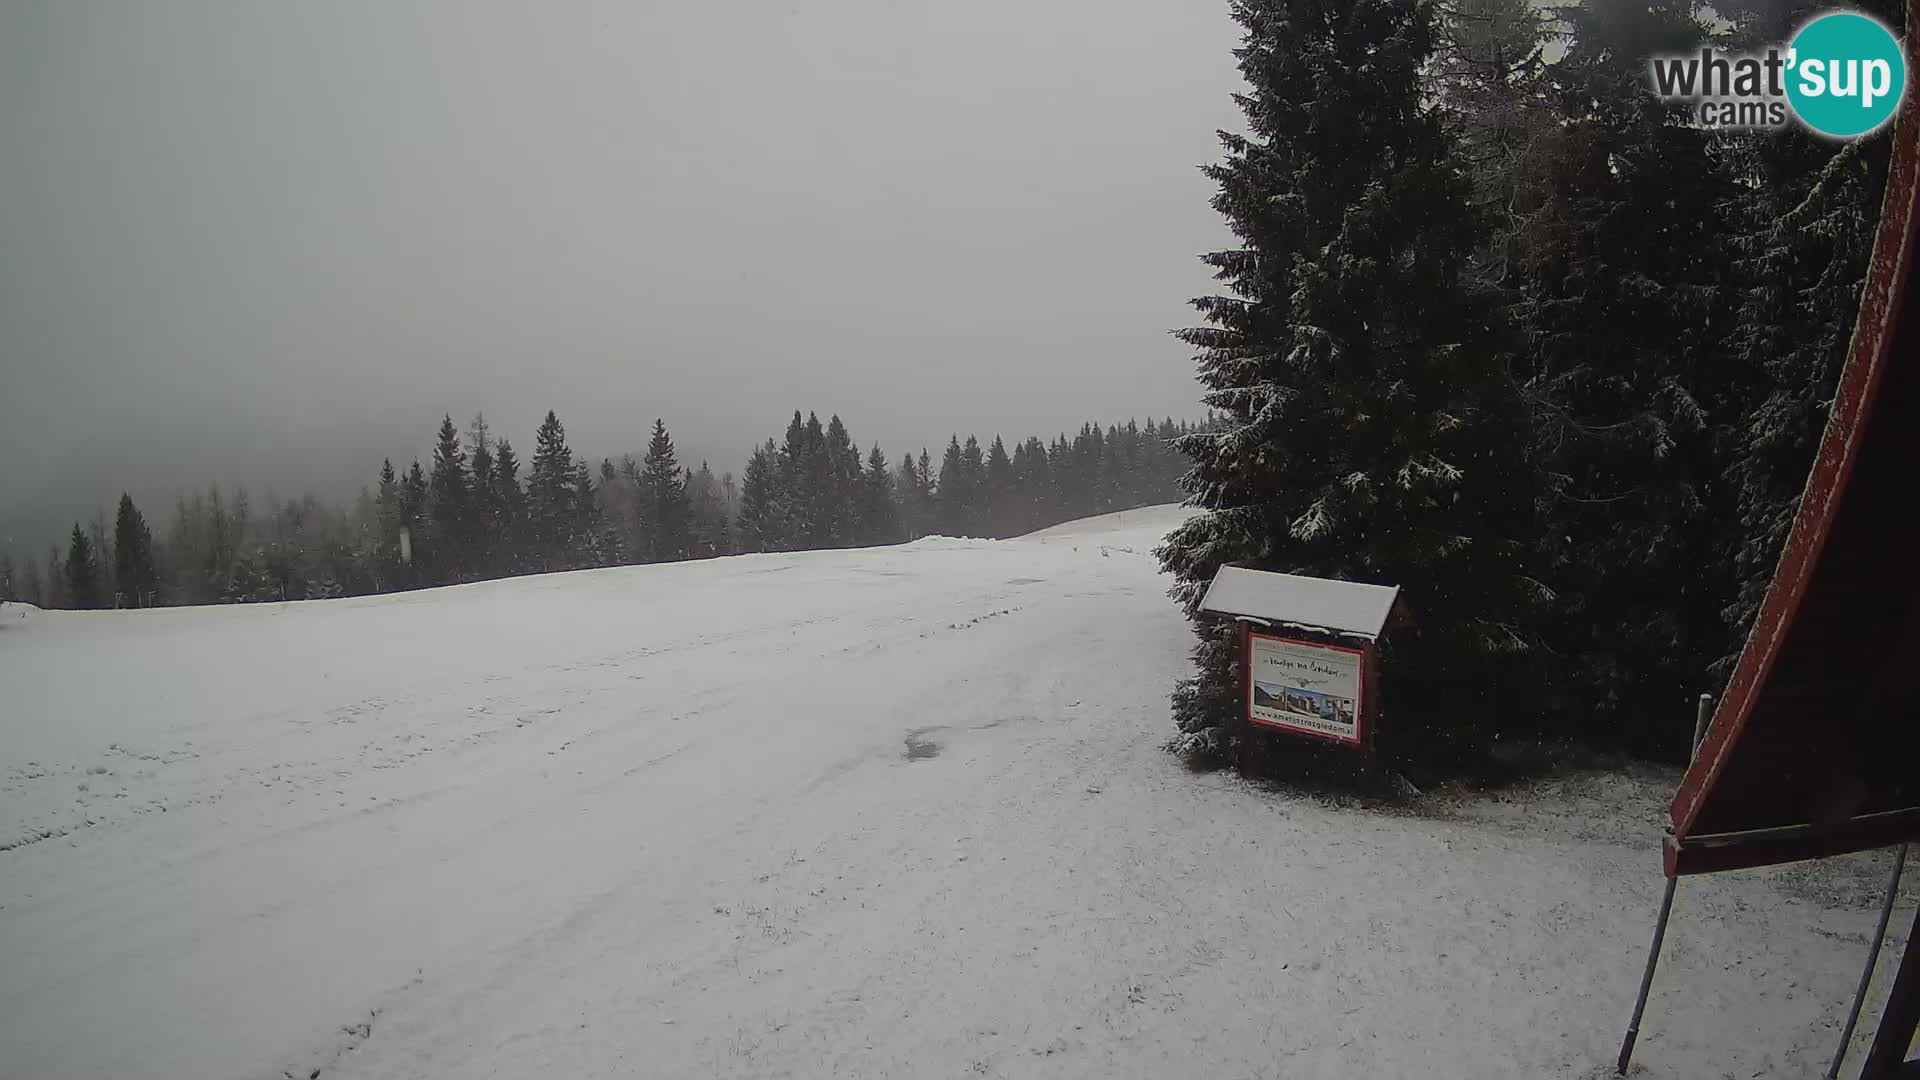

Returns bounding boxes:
[0,0,1242,555]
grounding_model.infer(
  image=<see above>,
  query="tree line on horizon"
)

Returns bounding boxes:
[0,412,1198,610]
[1158,0,1896,767]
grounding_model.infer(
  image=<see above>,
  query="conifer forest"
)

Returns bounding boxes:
[1157,0,1897,764]
[2,413,1196,612]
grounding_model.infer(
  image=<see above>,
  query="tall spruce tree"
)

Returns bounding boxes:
[1158,0,1544,765]
[796,413,832,546]
[859,444,898,545]
[984,436,1015,537]
[777,412,810,545]
[1069,425,1102,518]
[737,441,784,553]
[1010,437,1041,535]
[491,438,526,574]
[916,449,934,534]
[571,460,615,567]
[527,411,575,569]
[597,458,633,562]
[1433,0,1555,286]
[640,418,689,561]
[375,459,401,558]
[1506,0,1737,733]
[935,437,969,536]
[399,462,428,581]
[960,436,987,536]
[112,494,158,607]
[822,415,860,547]
[468,414,498,577]
[65,524,100,610]
[895,452,925,540]
[613,454,646,558]
[687,461,729,556]
[428,415,470,582]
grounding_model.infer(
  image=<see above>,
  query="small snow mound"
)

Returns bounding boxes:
[0,601,41,626]
[887,506,1192,554]
[898,534,996,552]
[1017,504,1192,542]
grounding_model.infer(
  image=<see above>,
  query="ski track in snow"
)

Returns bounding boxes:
[0,506,1910,1079]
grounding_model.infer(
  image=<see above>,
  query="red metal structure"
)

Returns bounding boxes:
[1626,23,1920,1074]
[1667,103,1920,878]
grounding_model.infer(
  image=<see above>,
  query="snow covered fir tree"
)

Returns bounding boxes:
[1159,0,1897,770]
[1159,0,1545,767]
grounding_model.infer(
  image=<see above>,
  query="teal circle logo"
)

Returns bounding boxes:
[1786,12,1907,138]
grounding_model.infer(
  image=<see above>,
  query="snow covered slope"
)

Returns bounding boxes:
[0,506,1907,1079]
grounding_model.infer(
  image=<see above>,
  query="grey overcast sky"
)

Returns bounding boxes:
[0,0,1242,554]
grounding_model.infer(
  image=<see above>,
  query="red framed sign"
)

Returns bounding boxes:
[1242,628,1372,747]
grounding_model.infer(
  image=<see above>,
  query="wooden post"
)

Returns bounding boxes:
[1362,642,1380,758]
[1234,619,1254,773]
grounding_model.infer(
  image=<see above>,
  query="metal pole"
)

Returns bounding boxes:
[1859,900,1920,1079]
[1616,694,1716,1076]
[1617,875,1678,1075]
[1826,842,1909,1079]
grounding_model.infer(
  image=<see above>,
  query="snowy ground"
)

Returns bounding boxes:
[1,505,1911,1080]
